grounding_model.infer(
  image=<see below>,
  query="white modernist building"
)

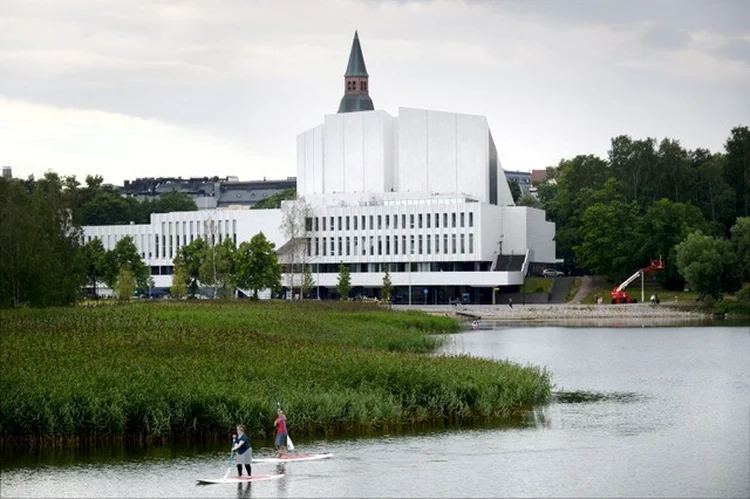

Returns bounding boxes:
[82,32,556,303]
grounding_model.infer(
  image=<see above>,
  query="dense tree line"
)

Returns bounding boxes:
[537,125,750,299]
[0,173,194,307]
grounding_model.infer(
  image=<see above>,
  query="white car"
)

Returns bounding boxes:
[542,269,564,277]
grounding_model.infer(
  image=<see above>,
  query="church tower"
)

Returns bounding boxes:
[337,31,374,113]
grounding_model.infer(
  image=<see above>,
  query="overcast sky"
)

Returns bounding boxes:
[1,0,748,186]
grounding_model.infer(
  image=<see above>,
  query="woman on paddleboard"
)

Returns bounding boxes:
[231,425,252,476]
[274,409,288,458]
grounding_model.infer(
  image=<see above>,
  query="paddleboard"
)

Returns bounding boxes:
[253,452,333,463]
[197,473,284,484]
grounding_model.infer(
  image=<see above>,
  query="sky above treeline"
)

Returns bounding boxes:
[1,0,748,186]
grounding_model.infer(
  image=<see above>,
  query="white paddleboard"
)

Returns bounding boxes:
[197,473,284,484]
[253,452,333,463]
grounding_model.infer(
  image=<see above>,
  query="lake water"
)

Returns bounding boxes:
[2,325,749,498]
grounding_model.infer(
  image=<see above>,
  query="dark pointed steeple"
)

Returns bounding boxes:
[338,31,374,113]
[344,30,369,77]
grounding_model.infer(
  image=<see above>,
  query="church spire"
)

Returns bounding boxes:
[338,31,374,113]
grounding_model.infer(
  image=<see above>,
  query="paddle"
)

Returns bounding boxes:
[223,437,235,479]
[275,397,295,452]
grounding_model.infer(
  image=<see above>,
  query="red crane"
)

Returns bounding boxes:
[610,258,665,304]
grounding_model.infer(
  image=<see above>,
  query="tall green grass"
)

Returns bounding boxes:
[0,301,551,445]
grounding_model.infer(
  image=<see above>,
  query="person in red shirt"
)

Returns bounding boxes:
[274,409,288,458]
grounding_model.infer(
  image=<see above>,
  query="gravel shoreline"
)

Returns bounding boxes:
[395,302,712,324]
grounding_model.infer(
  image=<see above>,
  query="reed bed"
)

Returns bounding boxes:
[1,301,551,446]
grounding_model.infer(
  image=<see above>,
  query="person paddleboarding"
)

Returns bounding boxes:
[274,409,288,458]
[231,425,252,477]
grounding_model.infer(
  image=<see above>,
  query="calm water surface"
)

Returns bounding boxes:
[2,325,749,498]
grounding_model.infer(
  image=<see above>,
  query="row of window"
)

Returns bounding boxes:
[308,233,474,258]
[306,212,474,232]
[86,228,236,262]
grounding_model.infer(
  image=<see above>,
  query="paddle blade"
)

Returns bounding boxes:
[286,435,295,451]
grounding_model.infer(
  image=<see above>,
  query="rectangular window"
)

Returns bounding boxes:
[460,213,465,228]
[338,237,342,256]
[418,235,423,254]
[394,236,399,255]
[452,213,456,228]
[330,217,334,230]
[378,215,382,230]
[370,215,374,230]
[394,214,398,229]
[452,234,457,254]
[443,213,448,227]
[410,214,415,229]
[323,217,327,231]
[378,236,382,255]
[307,238,312,256]
[346,237,351,256]
[362,215,366,230]
[353,216,358,230]
[346,216,350,230]
[469,212,474,228]
[402,214,406,228]
[305,217,312,231]
[330,238,335,255]
[418,214,423,229]
[435,213,439,228]
[386,235,390,255]
[362,236,366,255]
[322,237,327,256]
[155,235,159,258]
[402,235,406,255]
[410,235,415,254]
[434,234,439,253]
[369,236,374,255]
[315,238,320,256]
[315,217,319,231]
[427,236,431,254]
[354,236,359,254]
[386,215,390,229]
[426,214,431,228]
[338,217,342,231]
[460,234,465,254]
[469,233,474,253]
[443,234,448,254]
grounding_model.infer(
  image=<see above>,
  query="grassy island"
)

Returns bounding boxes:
[1,301,551,446]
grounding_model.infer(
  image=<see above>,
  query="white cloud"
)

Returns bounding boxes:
[0,98,293,184]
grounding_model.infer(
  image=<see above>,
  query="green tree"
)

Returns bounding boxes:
[199,237,236,298]
[691,152,736,236]
[170,266,188,299]
[574,199,641,278]
[302,265,315,299]
[517,195,542,208]
[251,189,297,210]
[508,179,521,204]
[0,173,84,307]
[173,238,208,298]
[102,236,148,290]
[149,191,198,215]
[724,126,750,219]
[635,199,710,289]
[115,268,135,301]
[729,217,750,282]
[81,238,107,297]
[235,232,282,299]
[381,265,392,303]
[675,231,741,300]
[336,262,351,300]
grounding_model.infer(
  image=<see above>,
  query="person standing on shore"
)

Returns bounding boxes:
[231,425,252,476]
[508,297,513,308]
[274,409,288,458]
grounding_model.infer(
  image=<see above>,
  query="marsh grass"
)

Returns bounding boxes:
[1,301,551,446]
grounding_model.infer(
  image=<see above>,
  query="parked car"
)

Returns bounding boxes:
[542,268,565,277]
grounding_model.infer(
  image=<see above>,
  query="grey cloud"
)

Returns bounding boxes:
[714,38,750,65]
[641,25,691,51]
